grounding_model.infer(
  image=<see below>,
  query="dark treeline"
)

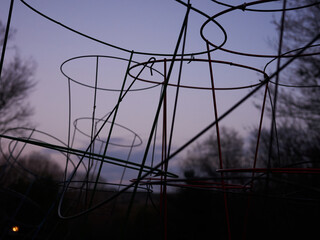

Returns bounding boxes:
[0,121,319,239]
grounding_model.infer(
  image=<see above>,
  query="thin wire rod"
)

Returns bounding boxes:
[167,7,189,157]
[88,53,133,208]
[20,0,218,57]
[89,56,99,169]
[0,131,176,175]
[123,6,192,237]
[211,0,318,12]
[241,81,270,239]
[1,129,35,178]
[266,0,287,192]
[85,56,100,207]
[65,78,72,187]
[162,58,168,240]
[162,32,320,179]
[206,41,231,240]
[110,134,137,217]
[252,83,269,182]
[119,135,137,190]
[0,0,14,82]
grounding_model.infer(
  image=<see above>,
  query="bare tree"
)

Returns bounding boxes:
[181,127,244,178]
[252,1,320,174]
[249,125,320,169]
[273,0,320,132]
[0,151,63,188]
[253,1,320,193]
[0,20,36,133]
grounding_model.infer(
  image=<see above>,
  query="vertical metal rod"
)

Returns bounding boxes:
[242,82,269,240]
[206,41,231,240]
[162,58,168,240]
[85,56,99,207]
[89,52,133,208]
[266,0,287,190]
[123,5,191,239]
[0,0,15,82]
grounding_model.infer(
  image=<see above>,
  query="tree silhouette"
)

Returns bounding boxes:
[0,151,63,206]
[273,0,320,132]
[250,125,320,169]
[0,152,64,239]
[0,20,36,133]
[181,127,244,179]
[252,0,320,188]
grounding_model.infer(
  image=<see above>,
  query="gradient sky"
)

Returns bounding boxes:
[0,0,284,182]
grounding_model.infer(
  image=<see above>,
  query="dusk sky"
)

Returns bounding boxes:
[0,0,284,182]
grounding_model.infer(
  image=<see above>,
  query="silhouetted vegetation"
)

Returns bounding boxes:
[0,152,62,239]
[0,21,36,133]
[182,127,245,179]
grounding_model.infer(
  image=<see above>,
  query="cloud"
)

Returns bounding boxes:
[74,136,182,187]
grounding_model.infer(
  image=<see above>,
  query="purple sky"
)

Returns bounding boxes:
[0,0,283,182]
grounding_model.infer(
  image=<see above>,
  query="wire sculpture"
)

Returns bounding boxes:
[0,0,319,239]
